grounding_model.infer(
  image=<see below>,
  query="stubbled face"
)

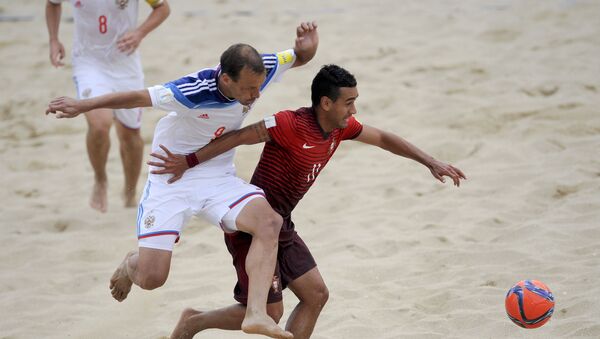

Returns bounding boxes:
[326,87,358,129]
[224,66,266,106]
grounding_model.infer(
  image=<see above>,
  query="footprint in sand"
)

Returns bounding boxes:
[479,28,521,43]
[553,184,580,199]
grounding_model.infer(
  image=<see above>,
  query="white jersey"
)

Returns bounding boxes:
[50,0,151,78]
[147,49,297,184]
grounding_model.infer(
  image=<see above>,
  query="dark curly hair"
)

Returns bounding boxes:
[311,64,357,107]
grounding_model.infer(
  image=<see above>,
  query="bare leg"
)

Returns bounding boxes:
[109,247,172,302]
[171,304,245,339]
[171,302,284,339]
[114,120,143,208]
[285,267,329,339]
[234,198,292,339]
[84,109,113,213]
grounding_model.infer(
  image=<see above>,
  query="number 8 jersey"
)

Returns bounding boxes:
[49,0,159,77]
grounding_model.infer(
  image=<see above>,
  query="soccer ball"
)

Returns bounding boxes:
[505,280,555,328]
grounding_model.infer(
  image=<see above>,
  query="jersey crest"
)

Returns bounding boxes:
[116,0,129,9]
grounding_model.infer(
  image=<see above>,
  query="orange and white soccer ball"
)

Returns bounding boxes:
[505,280,555,328]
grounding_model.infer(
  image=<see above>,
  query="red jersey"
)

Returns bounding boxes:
[250,107,363,232]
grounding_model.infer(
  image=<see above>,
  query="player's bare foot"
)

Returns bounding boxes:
[123,187,137,208]
[242,313,293,339]
[109,251,135,302]
[170,308,203,339]
[90,181,108,213]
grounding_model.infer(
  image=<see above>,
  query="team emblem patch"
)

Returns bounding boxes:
[82,88,92,98]
[116,0,129,9]
[271,275,280,293]
[144,214,155,229]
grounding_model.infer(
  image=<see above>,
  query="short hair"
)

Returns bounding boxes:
[220,43,265,81]
[311,64,357,108]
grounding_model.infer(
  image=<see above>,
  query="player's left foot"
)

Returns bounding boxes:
[242,312,293,339]
[90,181,108,213]
[170,308,203,339]
[109,251,135,302]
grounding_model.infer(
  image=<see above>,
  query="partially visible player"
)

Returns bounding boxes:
[148,64,466,339]
[46,0,170,212]
[46,22,319,339]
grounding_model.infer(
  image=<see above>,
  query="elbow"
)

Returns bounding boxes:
[158,1,171,18]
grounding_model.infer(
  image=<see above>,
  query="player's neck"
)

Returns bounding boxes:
[217,75,235,100]
[314,107,335,133]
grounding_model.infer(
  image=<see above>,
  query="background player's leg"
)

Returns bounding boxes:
[285,267,329,339]
[84,108,113,213]
[110,247,172,302]
[234,198,292,339]
[114,120,143,208]
[170,302,284,339]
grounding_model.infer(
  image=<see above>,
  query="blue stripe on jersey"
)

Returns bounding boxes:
[261,53,279,91]
[165,83,236,109]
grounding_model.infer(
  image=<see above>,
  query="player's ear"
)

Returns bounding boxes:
[319,96,332,111]
[221,72,234,85]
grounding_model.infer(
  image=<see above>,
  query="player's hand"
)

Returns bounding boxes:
[117,30,143,55]
[428,159,466,187]
[49,39,65,67]
[148,144,188,184]
[45,96,85,118]
[295,21,318,55]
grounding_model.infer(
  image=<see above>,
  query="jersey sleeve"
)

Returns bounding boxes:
[341,116,364,140]
[145,0,164,7]
[147,85,190,113]
[264,110,297,149]
[260,49,297,90]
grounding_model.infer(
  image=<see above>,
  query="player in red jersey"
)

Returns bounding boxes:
[150,64,466,339]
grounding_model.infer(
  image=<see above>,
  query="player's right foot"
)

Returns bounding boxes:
[242,313,293,339]
[90,181,108,213]
[109,251,135,302]
[170,308,202,339]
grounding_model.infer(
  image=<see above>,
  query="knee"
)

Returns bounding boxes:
[118,128,142,145]
[87,118,112,135]
[267,303,284,324]
[255,211,282,240]
[306,284,329,309]
[137,271,168,290]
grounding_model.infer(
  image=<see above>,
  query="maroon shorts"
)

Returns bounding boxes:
[224,229,317,304]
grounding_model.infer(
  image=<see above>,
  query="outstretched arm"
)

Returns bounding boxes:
[148,121,270,183]
[117,0,171,55]
[45,0,65,67]
[45,90,152,118]
[355,125,466,186]
[292,21,318,68]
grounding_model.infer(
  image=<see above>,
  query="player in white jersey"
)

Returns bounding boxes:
[46,22,319,339]
[45,0,170,213]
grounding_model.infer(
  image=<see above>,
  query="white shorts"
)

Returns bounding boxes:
[73,65,144,129]
[136,175,266,251]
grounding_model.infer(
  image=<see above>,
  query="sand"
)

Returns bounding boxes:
[1,0,599,338]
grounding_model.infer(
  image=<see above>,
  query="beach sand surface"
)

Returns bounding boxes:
[1,0,599,338]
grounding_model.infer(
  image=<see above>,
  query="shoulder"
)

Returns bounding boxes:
[166,67,221,108]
